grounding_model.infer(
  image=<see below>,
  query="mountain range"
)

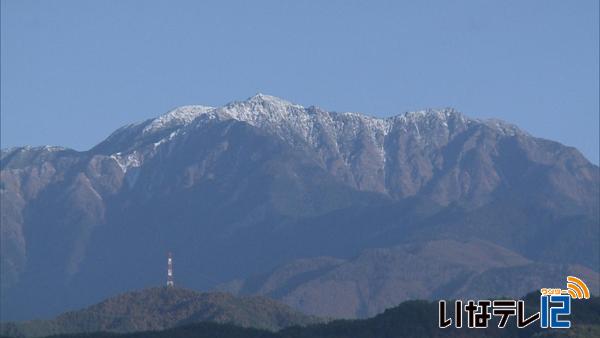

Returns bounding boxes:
[1,94,598,320]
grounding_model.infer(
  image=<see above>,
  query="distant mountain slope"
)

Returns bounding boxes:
[1,94,598,320]
[0,288,320,337]
[218,239,600,318]
[19,293,600,338]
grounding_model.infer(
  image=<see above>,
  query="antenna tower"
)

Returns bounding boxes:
[167,252,174,287]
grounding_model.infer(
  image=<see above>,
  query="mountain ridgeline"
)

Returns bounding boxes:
[5,292,600,338]
[1,94,598,320]
[216,239,599,318]
[0,287,320,337]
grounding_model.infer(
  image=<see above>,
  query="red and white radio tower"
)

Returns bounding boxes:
[166,252,174,287]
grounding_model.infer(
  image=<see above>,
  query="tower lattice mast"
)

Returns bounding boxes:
[167,252,174,287]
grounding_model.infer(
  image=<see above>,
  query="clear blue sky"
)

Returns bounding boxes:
[1,0,599,163]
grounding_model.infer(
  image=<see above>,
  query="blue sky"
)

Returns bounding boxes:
[1,0,599,163]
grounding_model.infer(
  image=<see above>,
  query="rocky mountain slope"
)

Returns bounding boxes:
[1,94,598,320]
[0,287,320,337]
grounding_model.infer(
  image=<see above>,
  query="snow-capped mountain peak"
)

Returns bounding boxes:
[95,94,526,168]
[219,94,304,119]
[143,105,214,134]
[246,93,301,107]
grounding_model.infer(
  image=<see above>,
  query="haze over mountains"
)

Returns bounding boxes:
[1,94,598,320]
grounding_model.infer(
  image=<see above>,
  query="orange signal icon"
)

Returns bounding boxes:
[564,276,590,299]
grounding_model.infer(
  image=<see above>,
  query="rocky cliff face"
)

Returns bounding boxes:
[1,94,598,320]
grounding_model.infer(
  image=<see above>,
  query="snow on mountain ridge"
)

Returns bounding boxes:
[113,94,524,171]
[142,94,523,141]
[143,105,214,134]
[110,151,141,173]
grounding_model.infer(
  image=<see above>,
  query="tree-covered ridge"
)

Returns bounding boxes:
[6,292,599,338]
[0,287,320,337]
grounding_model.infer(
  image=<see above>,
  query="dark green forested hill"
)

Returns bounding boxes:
[12,293,600,338]
[0,287,320,337]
